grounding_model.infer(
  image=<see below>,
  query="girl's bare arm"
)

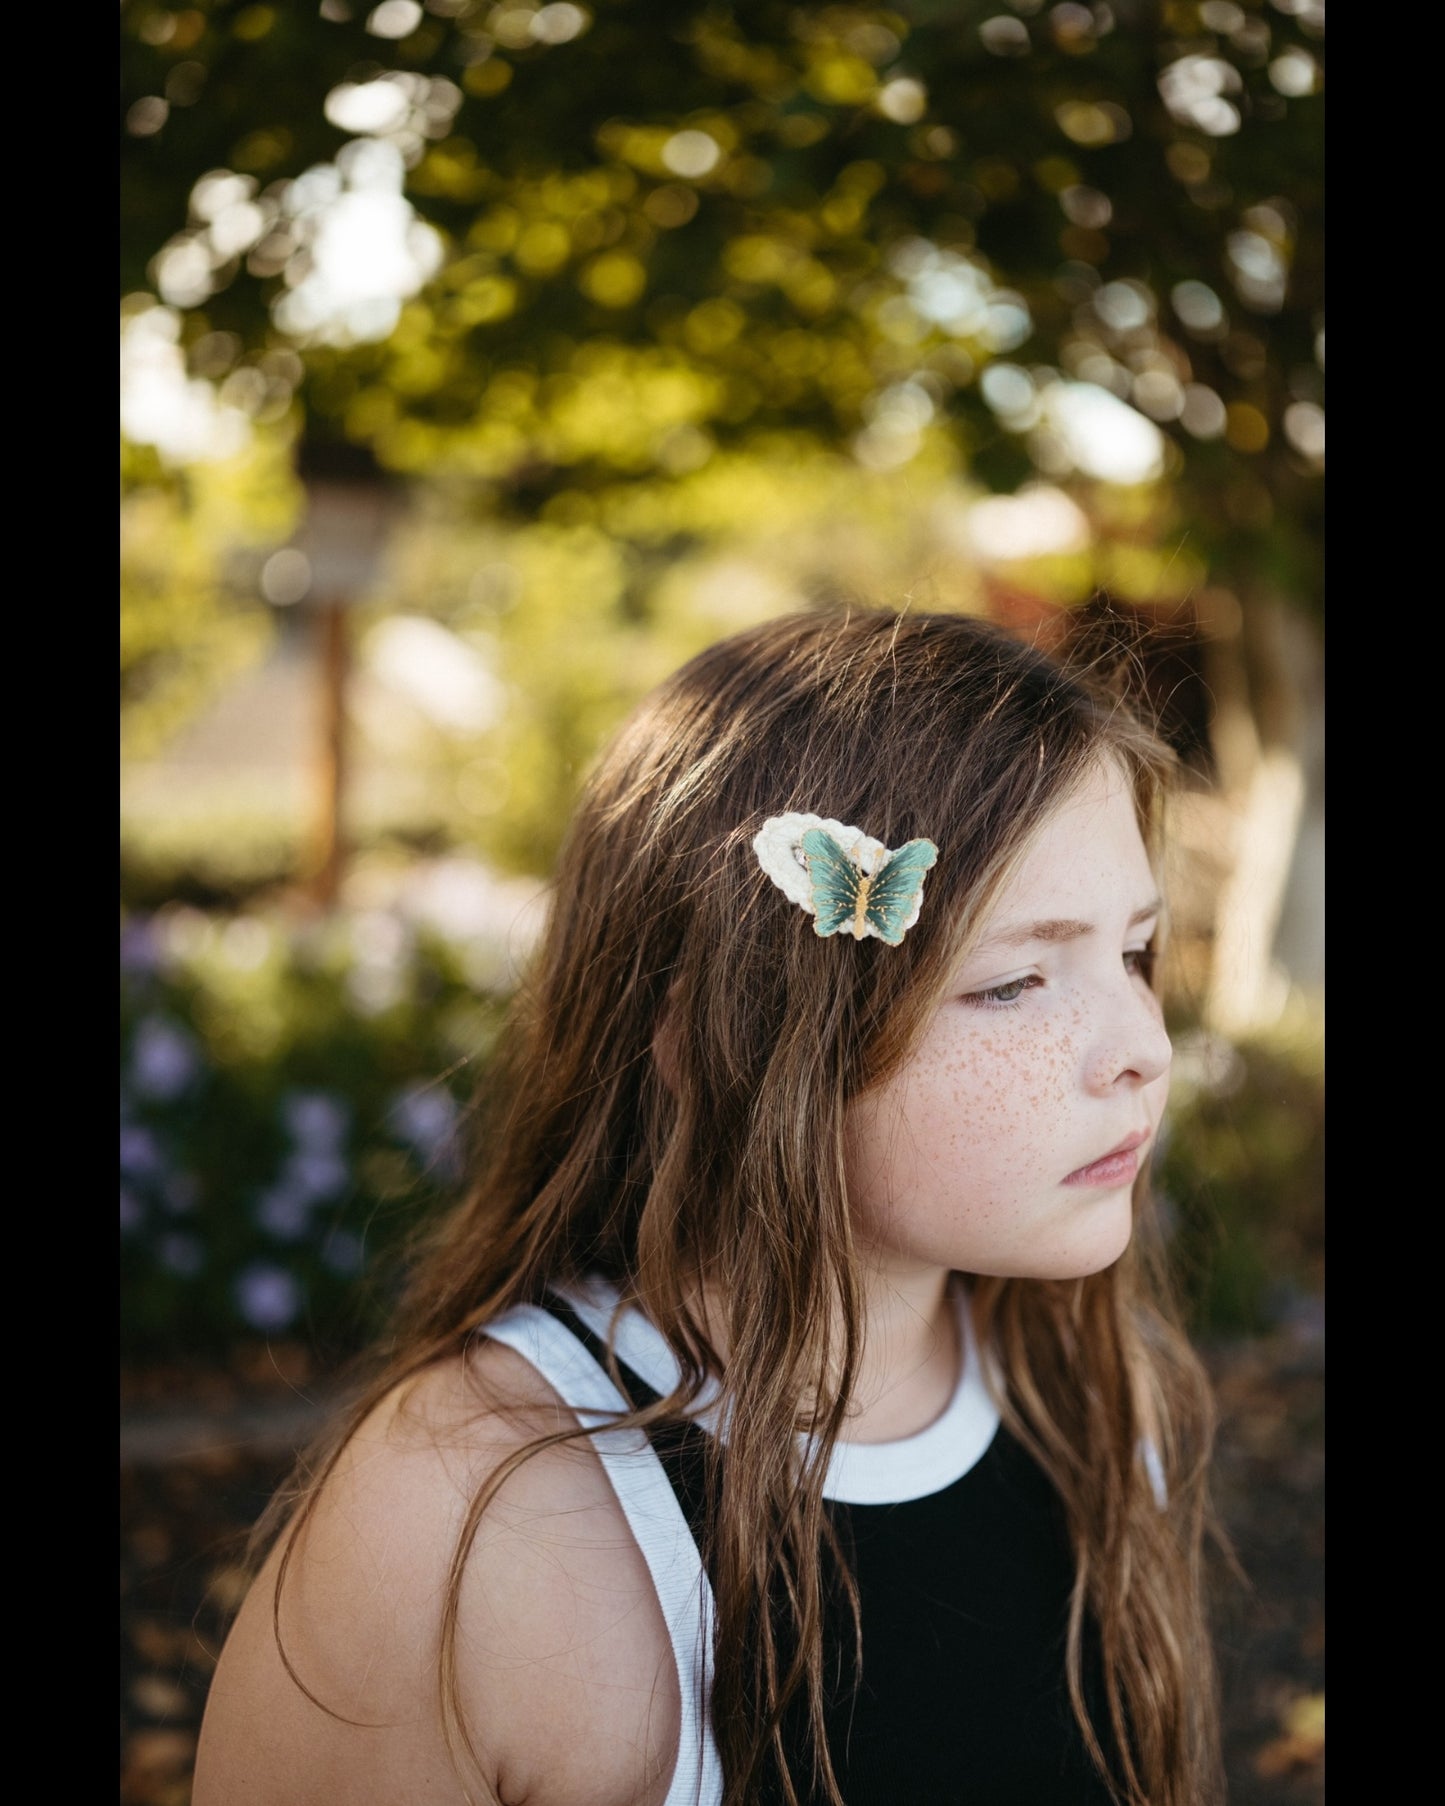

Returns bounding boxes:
[192,1342,681,1806]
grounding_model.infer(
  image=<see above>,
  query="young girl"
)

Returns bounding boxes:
[194,609,1222,1806]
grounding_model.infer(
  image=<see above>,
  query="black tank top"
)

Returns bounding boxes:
[538,1295,1123,1805]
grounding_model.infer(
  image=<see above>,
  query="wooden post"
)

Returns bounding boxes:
[292,439,401,910]
[311,596,349,910]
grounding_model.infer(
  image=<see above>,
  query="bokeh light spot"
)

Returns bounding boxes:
[1095,279,1153,333]
[1055,101,1131,146]
[1269,49,1319,96]
[980,16,1031,56]
[1060,185,1112,229]
[367,0,422,39]
[662,132,722,180]
[1180,384,1228,439]
[127,96,170,137]
[325,79,412,135]
[877,78,928,124]
[532,6,591,46]
[1172,279,1226,336]
[1224,401,1270,452]
[1283,401,1325,464]
[261,549,313,606]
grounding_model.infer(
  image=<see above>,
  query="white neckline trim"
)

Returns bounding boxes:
[557,1277,1002,1506]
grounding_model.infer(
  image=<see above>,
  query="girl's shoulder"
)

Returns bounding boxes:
[192,1338,680,1806]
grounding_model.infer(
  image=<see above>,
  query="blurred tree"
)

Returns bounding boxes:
[120,0,1322,602]
[120,395,302,758]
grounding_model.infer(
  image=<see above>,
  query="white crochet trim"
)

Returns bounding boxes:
[751,812,888,914]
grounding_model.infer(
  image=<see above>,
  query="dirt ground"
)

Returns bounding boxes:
[120,1323,1323,1803]
[1201,1324,1325,1804]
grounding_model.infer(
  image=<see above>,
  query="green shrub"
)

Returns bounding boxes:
[1157,1014,1325,1336]
[120,906,506,1359]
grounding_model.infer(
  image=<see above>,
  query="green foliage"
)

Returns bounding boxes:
[121,806,306,911]
[121,0,1324,606]
[378,445,1214,878]
[1157,1011,1324,1335]
[120,0,1323,887]
[120,408,302,757]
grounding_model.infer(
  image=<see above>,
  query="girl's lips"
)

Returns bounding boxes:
[1063,1130,1150,1188]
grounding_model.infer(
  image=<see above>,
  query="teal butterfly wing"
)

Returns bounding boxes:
[863,838,939,945]
[800,828,864,937]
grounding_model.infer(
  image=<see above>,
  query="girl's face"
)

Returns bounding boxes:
[845,759,1172,1284]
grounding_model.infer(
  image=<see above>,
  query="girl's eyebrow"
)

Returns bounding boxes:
[983,897,1163,950]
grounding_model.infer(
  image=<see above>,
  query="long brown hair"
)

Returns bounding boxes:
[259,608,1222,1805]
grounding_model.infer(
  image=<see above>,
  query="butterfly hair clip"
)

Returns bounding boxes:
[753,813,939,946]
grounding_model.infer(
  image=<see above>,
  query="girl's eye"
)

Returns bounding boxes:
[1125,947,1156,982]
[965,975,1040,1009]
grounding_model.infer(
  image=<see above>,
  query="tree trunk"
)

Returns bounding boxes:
[1201,592,1319,1036]
[310,598,349,910]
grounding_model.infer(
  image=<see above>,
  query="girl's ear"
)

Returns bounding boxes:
[652,987,682,1096]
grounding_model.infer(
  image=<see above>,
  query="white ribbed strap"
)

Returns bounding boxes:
[482,1304,723,1806]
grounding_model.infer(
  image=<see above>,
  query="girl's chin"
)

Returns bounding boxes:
[855,1191,1137,1285]
[1042,1207,1135,1280]
[972,1206,1136,1283]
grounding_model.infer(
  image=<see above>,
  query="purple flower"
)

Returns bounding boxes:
[254,1186,312,1242]
[120,918,159,976]
[281,1149,349,1203]
[235,1263,302,1333]
[120,1125,163,1178]
[390,1083,458,1161]
[158,1232,205,1277]
[281,1091,350,1154]
[131,1018,202,1101]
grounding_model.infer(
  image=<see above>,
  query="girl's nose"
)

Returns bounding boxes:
[1085,989,1173,1096]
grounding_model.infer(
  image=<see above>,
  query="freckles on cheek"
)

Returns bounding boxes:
[966,1022,1072,1103]
[929,1028,1034,1176]
[937,1021,1078,1182]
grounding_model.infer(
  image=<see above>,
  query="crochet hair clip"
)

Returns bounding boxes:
[753,813,939,946]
